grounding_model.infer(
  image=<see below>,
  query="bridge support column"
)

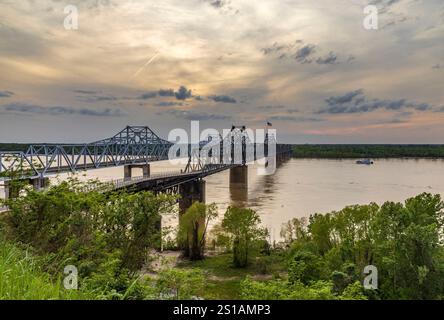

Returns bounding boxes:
[229,165,248,204]
[124,164,150,180]
[4,181,19,200]
[31,177,49,191]
[178,179,206,215]
[230,165,248,185]
[3,177,49,200]
[178,179,206,257]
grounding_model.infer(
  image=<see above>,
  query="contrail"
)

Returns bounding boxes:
[131,52,159,79]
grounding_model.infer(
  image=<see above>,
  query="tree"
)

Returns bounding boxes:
[154,268,204,300]
[0,176,178,298]
[280,192,444,300]
[221,207,267,267]
[178,202,218,260]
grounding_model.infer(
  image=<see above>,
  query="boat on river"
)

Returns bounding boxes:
[356,159,374,165]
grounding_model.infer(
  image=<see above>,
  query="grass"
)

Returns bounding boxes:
[177,252,288,299]
[0,240,87,300]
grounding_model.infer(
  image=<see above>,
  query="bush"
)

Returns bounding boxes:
[152,268,205,300]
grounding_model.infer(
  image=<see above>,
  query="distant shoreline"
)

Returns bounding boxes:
[292,144,444,159]
[2,143,444,159]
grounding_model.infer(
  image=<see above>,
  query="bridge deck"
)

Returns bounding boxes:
[81,164,239,193]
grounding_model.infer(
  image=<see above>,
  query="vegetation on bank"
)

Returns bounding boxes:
[292,144,444,158]
[0,143,30,152]
[0,240,87,299]
[4,143,444,159]
[1,176,444,300]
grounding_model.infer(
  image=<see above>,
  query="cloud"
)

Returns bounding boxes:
[1,103,125,117]
[79,95,119,102]
[163,109,231,121]
[137,86,192,101]
[74,90,120,102]
[261,41,300,56]
[262,40,349,65]
[269,115,323,122]
[158,89,175,97]
[286,108,299,114]
[318,90,435,114]
[258,105,285,111]
[73,90,98,95]
[209,95,237,103]
[258,105,299,114]
[138,91,158,100]
[325,89,364,106]
[0,90,14,98]
[294,45,316,63]
[203,0,238,14]
[206,0,228,8]
[175,86,192,100]
[433,106,444,113]
[370,0,402,11]
[154,101,184,107]
[316,52,338,65]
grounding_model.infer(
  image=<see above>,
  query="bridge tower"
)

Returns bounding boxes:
[228,125,249,195]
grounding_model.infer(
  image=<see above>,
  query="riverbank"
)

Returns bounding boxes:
[3,143,444,159]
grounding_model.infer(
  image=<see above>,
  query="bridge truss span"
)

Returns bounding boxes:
[0,126,172,179]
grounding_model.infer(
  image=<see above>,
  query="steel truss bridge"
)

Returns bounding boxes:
[0,126,292,193]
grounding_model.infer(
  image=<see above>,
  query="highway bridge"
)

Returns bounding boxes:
[0,125,292,212]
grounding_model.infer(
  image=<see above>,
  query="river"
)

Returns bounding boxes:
[2,158,444,241]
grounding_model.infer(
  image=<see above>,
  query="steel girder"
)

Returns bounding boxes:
[0,125,293,181]
[0,126,172,180]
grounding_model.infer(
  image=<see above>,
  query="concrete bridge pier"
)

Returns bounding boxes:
[124,164,150,181]
[178,179,206,256]
[178,179,206,215]
[229,165,248,205]
[4,177,49,200]
[4,181,19,200]
[229,165,248,185]
[31,177,49,191]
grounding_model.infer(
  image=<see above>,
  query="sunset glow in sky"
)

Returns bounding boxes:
[0,0,443,143]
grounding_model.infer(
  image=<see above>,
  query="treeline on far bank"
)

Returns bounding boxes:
[292,144,444,159]
[3,143,444,159]
[0,143,30,152]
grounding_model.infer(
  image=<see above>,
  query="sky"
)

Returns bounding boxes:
[0,0,443,143]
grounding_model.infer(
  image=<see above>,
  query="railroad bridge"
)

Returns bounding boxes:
[0,125,292,213]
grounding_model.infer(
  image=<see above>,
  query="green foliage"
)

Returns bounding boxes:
[340,281,368,300]
[0,143,30,152]
[0,177,177,299]
[288,250,327,285]
[281,193,444,300]
[220,207,268,268]
[292,144,444,159]
[152,268,205,300]
[240,276,345,300]
[0,240,87,300]
[178,202,218,260]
